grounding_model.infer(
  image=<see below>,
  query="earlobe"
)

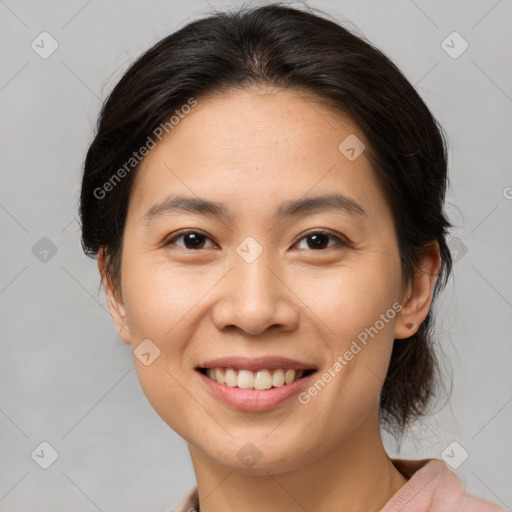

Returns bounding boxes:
[394,319,416,340]
[97,248,131,345]
[394,241,441,340]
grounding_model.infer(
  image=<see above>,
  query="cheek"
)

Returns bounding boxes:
[132,359,202,445]
[121,256,206,341]
[121,261,201,432]
[293,257,401,402]
[292,267,399,443]
[294,257,401,340]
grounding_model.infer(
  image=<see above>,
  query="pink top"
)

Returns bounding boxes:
[168,458,507,512]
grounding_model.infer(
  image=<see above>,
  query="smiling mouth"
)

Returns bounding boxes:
[196,367,317,390]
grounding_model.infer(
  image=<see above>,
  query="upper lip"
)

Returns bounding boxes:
[196,356,317,372]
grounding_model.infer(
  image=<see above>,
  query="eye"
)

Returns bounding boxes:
[293,230,349,251]
[165,230,216,250]
[164,229,350,252]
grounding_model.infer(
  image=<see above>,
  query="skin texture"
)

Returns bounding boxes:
[98,87,441,512]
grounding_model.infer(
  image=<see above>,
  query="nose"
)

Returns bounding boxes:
[211,250,299,336]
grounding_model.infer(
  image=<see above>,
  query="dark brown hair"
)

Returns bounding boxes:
[79,2,453,439]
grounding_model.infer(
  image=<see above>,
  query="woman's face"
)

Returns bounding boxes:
[102,88,420,473]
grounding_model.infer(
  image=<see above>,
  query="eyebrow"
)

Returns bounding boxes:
[142,193,367,225]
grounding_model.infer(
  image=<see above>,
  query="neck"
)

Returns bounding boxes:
[187,408,408,512]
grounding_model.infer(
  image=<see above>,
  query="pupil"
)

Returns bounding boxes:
[309,233,328,249]
[185,233,204,249]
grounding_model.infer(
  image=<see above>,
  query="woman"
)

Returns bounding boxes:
[79,3,506,511]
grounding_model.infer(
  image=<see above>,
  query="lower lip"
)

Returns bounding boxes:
[197,370,317,411]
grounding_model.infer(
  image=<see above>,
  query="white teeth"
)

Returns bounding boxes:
[272,368,285,387]
[284,369,295,385]
[254,370,272,390]
[237,369,254,389]
[202,368,308,389]
[225,368,237,387]
[214,368,225,384]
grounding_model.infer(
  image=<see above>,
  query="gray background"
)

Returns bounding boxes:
[1,0,511,510]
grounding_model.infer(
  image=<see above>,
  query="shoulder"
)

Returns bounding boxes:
[166,485,199,512]
[382,458,506,512]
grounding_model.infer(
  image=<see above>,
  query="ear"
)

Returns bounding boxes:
[97,248,131,345]
[394,241,442,340]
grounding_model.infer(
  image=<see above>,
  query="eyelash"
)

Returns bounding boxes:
[164,229,350,252]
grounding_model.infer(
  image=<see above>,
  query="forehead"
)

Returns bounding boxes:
[127,88,389,225]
